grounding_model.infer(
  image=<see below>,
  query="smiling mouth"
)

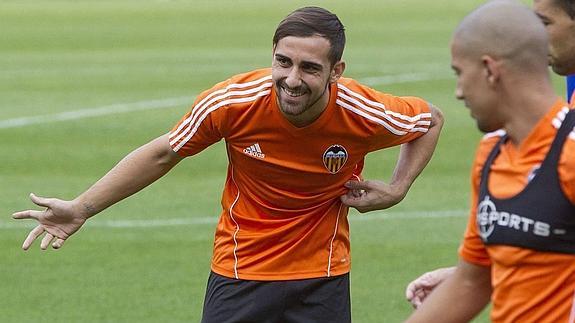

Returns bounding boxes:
[282,86,306,98]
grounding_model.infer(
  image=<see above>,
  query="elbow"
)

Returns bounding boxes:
[429,104,445,130]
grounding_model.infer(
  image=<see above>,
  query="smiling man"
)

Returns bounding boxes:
[12,7,443,322]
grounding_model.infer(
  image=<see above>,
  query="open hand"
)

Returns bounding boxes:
[12,193,88,250]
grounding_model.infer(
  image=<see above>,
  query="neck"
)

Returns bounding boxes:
[281,85,331,128]
[503,79,557,146]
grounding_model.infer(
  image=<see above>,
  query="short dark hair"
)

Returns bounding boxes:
[554,0,575,19]
[273,7,346,66]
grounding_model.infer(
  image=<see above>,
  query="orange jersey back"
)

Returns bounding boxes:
[459,100,575,322]
[170,68,431,280]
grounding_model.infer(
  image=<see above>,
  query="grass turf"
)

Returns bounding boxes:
[0,0,562,322]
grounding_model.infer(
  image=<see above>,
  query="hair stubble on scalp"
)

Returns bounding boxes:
[273,6,346,66]
[553,0,575,19]
[454,0,550,75]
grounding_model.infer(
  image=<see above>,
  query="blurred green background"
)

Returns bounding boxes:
[0,0,562,322]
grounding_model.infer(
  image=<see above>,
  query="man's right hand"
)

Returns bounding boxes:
[12,193,89,250]
[405,266,456,309]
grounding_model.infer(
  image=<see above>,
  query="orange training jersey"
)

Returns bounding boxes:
[170,68,432,280]
[459,100,575,322]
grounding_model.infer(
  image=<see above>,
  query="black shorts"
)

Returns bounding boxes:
[201,271,351,323]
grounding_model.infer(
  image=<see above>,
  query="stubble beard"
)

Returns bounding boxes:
[276,80,329,117]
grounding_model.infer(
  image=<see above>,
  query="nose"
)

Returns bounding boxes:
[284,68,302,89]
[455,86,463,100]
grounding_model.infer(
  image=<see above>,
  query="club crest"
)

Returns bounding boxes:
[322,144,348,174]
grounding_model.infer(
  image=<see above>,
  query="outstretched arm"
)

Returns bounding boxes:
[12,134,183,250]
[405,260,491,323]
[341,104,444,212]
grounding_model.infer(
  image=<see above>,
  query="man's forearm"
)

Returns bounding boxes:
[391,104,443,194]
[74,134,183,217]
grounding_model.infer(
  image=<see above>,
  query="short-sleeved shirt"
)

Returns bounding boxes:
[459,99,575,322]
[169,68,432,280]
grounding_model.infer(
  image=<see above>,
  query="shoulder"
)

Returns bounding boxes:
[559,116,575,172]
[558,107,575,167]
[204,68,272,96]
[193,68,273,112]
[336,77,406,105]
[335,77,431,124]
[559,117,575,203]
[198,68,272,99]
[478,129,506,150]
[472,129,506,172]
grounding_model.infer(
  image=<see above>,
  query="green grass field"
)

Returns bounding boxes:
[0,1,565,322]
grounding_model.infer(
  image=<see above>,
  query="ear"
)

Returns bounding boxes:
[481,55,500,86]
[330,61,346,83]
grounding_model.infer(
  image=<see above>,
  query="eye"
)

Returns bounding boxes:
[302,63,321,73]
[276,56,290,67]
[303,66,318,73]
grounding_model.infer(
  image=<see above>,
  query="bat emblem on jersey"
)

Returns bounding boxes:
[323,144,348,174]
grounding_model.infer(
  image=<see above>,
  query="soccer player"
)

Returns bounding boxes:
[405,0,575,312]
[404,1,575,322]
[12,6,443,322]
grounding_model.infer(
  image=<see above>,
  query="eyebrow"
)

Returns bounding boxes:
[274,53,290,61]
[274,53,324,71]
[535,12,550,21]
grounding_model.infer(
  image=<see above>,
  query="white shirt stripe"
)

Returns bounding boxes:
[228,158,241,279]
[327,203,344,277]
[173,90,271,152]
[337,83,432,122]
[170,75,271,140]
[170,82,272,147]
[552,106,575,140]
[337,91,431,131]
[482,129,507,139]
[337,99,409,135]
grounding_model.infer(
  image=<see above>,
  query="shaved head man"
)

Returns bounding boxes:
[450,0,554,137]
[406,1,575,322]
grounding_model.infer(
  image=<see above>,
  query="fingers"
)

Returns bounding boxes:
[21,226,66,250]
[406,287,423,307]
[40,233,55,250]
[406,284,429,309]
[12,209,44,221]
[52,238,65,249]
[340,192,366,207]
[13,193,51,220]
[411,290,425,309]
[22,225,45,250]
[29,193,52,208]
[351,189,364,198]
[344,180,371,191]
[405,282,416,300]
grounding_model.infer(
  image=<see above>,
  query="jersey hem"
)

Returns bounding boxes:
[211,263,351,281]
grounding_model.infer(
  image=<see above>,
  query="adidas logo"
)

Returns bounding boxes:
[243,143,265,159]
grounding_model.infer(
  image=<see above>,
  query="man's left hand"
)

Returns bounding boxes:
[340,180,407,213]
